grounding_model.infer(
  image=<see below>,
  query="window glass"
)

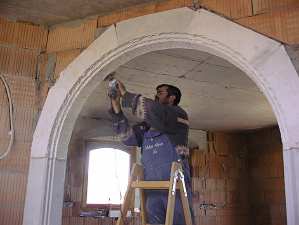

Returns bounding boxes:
[87,148,130,204]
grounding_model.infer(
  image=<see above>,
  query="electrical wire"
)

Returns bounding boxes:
[0,75,14,160]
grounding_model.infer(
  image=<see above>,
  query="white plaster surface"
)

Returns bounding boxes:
[24,8,299,225]
[116,8,195,45]
[116,9,281,71]
[253,47,299,149]
[189,129,207,150]
[283,148,299,225]
[87,50,275,131]
[23,158,51,225]
[47,159,67,225]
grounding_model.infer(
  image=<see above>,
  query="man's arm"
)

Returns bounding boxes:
[110,97,144,147]
[121,91,188,134]
[116,80,188,133]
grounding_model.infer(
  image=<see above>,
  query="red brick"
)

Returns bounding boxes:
[270,205,286,219]
[227,191,240,205]
[228,167,240,179]
[210,191,226,205]
[205,209,216,216]
[249,189,265,204]
[216,179,226,191]
[216,215,235,225]
[264,191,285,204]
[199,216,216,225]
[226,179,238,191]
[252,0,299,15]
[209,157,223,178]
[236,6,299,44]
[206,178,217,191]
[263,178,285,191]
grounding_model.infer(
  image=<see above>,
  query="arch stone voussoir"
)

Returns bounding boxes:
[23,7,299,225]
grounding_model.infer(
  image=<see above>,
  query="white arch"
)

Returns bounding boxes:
[23,8,299,225]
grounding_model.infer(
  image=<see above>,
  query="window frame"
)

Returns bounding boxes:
[82,140,135,209]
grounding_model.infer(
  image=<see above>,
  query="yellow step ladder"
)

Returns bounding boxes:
[117,162,192,225]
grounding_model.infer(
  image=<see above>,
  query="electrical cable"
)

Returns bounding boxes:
[0,75,14,160]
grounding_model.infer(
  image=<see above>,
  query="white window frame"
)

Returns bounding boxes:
[82,141,134,209]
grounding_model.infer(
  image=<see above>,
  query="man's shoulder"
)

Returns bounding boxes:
[172,105,188,119]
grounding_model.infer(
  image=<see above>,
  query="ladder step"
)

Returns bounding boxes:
[132,181,178,189]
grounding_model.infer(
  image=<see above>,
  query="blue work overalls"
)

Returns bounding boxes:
[141,130,192,225]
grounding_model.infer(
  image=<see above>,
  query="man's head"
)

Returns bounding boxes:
[155,84,181,106]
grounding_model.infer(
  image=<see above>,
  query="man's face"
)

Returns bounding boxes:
[155,86,172,105]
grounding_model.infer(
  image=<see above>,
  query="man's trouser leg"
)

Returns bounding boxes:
[146,191,166,224]
[146,191,192,225]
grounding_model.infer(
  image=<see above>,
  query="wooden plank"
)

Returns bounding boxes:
[131,181,171,189]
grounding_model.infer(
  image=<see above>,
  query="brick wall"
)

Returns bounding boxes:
[0,3,291,225]
[0,18,47,225]
[191,132,249,225]
[63,131,249,225]
[63,128,285,225]
[246,127,286,225]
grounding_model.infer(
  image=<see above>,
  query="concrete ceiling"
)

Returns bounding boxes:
[0,0,154,25]
[76,48,276,136]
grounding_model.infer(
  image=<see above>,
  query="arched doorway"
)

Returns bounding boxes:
[23,8,299,225]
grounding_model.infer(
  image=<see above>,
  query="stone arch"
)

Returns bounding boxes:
[23,8,299,225]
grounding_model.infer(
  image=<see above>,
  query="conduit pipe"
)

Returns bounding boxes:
[0,75,14,160]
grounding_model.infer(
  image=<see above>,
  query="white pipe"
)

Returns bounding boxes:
[0,75,14,160]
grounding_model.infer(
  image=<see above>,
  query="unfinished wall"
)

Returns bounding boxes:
[61,135,139,225]
[0,18,47,225]
[61,127,285,225]
[0,3,295,225]
[246,127,286,225]
[60,131,249,225]
[95,0,299,45]
[191,132,249,225]
[190,128,286,225]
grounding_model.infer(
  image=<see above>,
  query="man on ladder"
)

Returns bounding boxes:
[108,79,193,225]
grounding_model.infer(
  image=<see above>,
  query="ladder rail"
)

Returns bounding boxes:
[117,162,192,225]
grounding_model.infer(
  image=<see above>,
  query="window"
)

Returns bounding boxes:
[86,147,130,205]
